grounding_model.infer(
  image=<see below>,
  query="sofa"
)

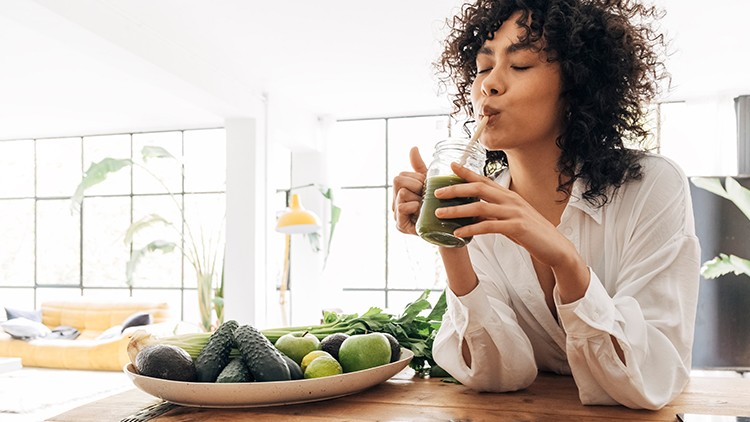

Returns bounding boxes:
[0,298,188,371]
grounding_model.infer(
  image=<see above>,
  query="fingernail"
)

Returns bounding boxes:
[434,188,444,196]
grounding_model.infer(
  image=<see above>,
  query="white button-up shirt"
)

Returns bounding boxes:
[432,154,701,410]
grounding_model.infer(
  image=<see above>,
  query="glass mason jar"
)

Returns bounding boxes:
[416,138,487,248]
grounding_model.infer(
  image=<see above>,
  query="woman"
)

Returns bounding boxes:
[392,0,700,410]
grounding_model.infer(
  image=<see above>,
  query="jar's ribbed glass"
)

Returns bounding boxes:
[416,138,486,248]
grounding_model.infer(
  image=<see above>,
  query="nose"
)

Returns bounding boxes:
[481,69,504,97]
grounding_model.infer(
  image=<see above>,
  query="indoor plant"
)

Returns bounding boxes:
[71,145,225,332]
[690,176,750,279]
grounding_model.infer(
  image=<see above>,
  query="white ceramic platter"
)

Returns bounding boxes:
[124,349,413,408]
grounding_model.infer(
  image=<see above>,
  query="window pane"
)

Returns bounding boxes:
[81,289,132,301]
[183,193,226,288]
[328,120,386,187]
[82,196,131,288]
[386,187,447,291]
[132,131,182,194]
[338,290,386,314]
[36,199,80,285]
[130,195,183,288]
[658,102,692,171]
[0,140,34,198]
[0,199,34,286]
[82,134,132,196]
[387,116,451,183]
[36,287,83,303]
[0,288,35,318]
[178,289,201,327]
[324,188,386,289]
[36,137,82,198]
[184,129,226,192]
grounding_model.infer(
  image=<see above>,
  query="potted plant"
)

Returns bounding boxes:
[690,176,750,279]
[71,146,224,332]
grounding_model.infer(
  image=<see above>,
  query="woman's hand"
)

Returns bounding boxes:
[392,147,428,235]
[435,162,577,271]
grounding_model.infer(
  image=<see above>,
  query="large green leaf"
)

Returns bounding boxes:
[124,214,174,245]
[690,177,731,200]
[319,186,340,266]
[141,145,177,162]
[701,253,750,279]
[725,177,750,221]
[70,158,133,213]
[691,177,750,221]
[126,240,177,285]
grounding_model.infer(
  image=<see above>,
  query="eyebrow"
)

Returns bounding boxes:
[477,41,535,57]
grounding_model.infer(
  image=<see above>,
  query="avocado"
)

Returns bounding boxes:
[135,344,196,382]
[233,324,291,382]
[282,354,304,380]
[319,333,349,361]
[216,357,254,383]
[382,333,401,362]
[194,320,239,382]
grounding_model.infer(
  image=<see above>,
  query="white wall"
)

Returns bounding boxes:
[659,95,739,177]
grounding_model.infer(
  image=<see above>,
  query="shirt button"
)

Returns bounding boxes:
[592,311,600,319]
[562,226,573,236]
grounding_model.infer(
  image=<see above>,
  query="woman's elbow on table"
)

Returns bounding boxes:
[434,345,537,393]
[462,364,537,393]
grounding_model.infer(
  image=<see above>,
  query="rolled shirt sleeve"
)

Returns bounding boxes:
[555,215,700,407]
[433,248,538,392]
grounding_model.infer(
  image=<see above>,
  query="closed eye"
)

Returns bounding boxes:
[477,67,492,75]
[511,65,531,71]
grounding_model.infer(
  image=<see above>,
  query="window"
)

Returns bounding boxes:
[0,129,226,324]
[324,115,454,313]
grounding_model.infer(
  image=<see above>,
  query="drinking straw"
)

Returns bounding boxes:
[459,115,489,165]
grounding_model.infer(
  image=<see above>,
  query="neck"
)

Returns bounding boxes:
[506,149,569,225]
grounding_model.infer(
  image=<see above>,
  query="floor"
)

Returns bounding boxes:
[0,358,22,374]
[0,366,132,422]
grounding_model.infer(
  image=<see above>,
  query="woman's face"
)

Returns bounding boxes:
[470,11,565,153]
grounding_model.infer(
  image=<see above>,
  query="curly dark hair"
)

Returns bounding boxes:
[437,0,669,207]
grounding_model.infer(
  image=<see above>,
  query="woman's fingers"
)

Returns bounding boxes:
[391,146,428,235]
[450,161,488,182]
[410,146,428,174]
[434,163,503,203]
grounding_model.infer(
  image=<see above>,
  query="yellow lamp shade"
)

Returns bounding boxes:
[276,193,321,234]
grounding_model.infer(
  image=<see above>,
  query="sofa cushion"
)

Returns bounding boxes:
[41,298,170,335]
[0,317,52,340]
[47,325,81,340]
[121,312,151,333]
[4,307,42,322]
[95,325,123,340]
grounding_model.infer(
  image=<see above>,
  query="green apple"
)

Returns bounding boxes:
[338,333,392,373]
[274,331,320,365]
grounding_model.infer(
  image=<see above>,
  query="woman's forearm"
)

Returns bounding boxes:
[439,246,479,297]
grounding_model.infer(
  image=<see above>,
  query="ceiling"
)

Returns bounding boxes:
[1,0,749,141]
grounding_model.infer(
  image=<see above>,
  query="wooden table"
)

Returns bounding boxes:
[49,369,750,421]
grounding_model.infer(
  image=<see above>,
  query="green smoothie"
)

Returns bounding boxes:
[416,174,478,247]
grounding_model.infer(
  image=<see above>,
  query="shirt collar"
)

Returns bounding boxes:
[494,169,603,225]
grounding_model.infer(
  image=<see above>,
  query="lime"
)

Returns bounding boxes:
[303,355,343,379]
[300,350,332,372]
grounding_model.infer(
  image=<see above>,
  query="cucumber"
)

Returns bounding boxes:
[194,320,239,382]
[282,354,304,380]
[216,357,254,383]
[234,324,291,382]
